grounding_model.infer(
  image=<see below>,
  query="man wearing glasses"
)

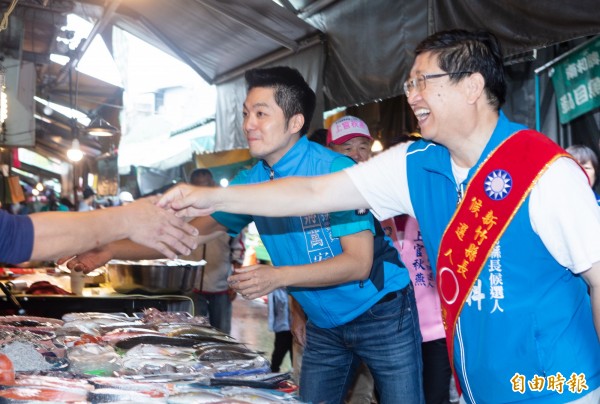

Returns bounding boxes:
[160,29,600,404]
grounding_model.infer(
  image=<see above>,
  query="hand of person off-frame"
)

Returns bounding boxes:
[124,197,199,258]
[157,183,217,218]
[57,246,114,274]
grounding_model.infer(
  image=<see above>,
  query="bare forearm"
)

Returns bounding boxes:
[107,231,224,260]
[58,214,224,273]
[277,256,370,288]
[229,230,373,298]
[30,210,133,261]
[228,230,373,299]
[213,171,369,217]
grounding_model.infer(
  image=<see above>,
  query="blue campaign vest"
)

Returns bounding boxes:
[213,136,409,328]
[406,112,600,403]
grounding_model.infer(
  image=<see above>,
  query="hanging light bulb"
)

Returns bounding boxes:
[67,138,84,162]
[43,100,53,116]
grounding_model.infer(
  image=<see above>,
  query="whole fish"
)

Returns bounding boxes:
[102,327,162,344]
[195,343,259,362]
[121,344,196,370]
[115,335,200,350]
[0,386,88,402]
[88,387,167,402]
[162,324,229,338]
[194,343,254,356]
[197,348,259,362]
[62,312,130,322]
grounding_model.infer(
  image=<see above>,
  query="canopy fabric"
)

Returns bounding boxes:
[430,0,600,57]
[94,0,322,85]
[305,0,429,109]
[68,0,600,112]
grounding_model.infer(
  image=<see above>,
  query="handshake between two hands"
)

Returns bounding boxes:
[156,183,218,218]
[59,183,216,274]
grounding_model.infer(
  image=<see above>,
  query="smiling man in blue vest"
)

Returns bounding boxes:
[160,30,600,404]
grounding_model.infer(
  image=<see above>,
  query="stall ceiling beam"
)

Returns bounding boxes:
[214,33,322,85]
[276,0,299,15]
[298,0,339,18]
[56,0,123,86]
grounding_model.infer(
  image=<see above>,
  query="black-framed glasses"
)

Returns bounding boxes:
[403,71,472,97]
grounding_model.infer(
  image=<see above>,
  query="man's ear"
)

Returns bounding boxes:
[289,114,305,134]
[466,72,485,104]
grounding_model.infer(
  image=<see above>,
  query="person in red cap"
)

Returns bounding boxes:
[327,115,374,164]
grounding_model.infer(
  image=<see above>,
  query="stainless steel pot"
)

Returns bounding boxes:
[106,260,201,294]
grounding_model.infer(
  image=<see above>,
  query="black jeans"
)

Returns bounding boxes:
[422,338,452,404]
[271,330,293,372]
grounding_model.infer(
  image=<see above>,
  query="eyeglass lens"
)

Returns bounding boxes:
[403,76,424,97]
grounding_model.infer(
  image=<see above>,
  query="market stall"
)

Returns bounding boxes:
[0,263,299,403]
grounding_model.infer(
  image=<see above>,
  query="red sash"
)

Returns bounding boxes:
[435,130,571,394]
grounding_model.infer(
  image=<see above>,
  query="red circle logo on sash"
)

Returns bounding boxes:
[438,266,459,305]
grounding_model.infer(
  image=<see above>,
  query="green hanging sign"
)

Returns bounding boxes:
[549,37,600,124]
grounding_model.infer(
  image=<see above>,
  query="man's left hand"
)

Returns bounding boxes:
[228,264,280,300]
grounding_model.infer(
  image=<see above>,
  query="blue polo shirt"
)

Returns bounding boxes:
[212,136,410,328]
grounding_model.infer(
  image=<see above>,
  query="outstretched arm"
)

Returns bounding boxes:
[59,215,226,273]
[30,197,198,262]
[159,170,370,218]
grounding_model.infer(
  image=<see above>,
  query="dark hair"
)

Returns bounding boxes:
[82,186,95,200]
[189,168,216,187]
[566,144,599,186]
[309,128,328,147]
[245,66,316,135]
[415,29,506,110]
[59,197,75,211]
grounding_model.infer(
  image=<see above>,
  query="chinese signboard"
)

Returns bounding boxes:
[549,37,600,124]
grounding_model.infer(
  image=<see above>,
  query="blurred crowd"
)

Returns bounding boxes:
[1,185,136,215]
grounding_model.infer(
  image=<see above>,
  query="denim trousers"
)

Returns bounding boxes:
[299,284,424,404]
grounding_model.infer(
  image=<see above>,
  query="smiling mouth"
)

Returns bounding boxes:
[414,108,430,122]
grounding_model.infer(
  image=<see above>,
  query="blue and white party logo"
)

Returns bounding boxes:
[484,169,512,200]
